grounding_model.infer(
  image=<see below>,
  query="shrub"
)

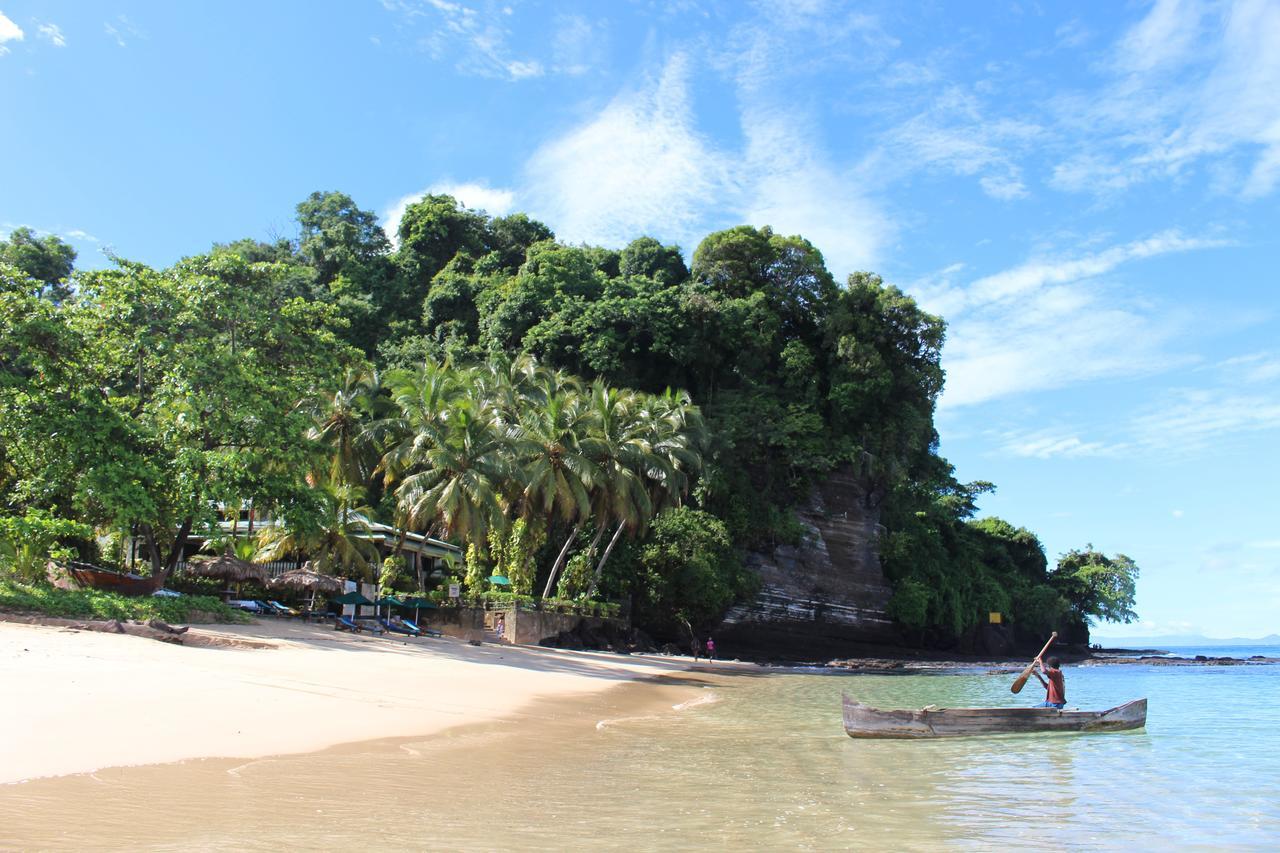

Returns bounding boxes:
[0,510,93,582]
[0,579,247,623]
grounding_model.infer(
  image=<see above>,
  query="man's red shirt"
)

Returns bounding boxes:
[1044,667,1066,704]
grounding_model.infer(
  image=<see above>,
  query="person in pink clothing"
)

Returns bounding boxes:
[705,637,716,661]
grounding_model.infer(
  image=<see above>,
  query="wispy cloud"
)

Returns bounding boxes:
[104,15,144,48]
[0,11,23,55]
[997,430,1119,460]
[1051,0,1280,199]
[381,181,516,243]
[385,0,545,80]
[1128,387,1280,454]
[36,22,65,48]
[522,54,735,252]
[921,231,1229,408]
[866,86,1042,200]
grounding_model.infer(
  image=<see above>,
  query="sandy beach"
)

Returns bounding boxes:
[0,619,705,785]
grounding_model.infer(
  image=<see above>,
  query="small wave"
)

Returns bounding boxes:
[672,689,720,712]
[595,714,667,731]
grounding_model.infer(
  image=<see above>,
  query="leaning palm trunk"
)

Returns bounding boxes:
[586,521,626,599]
[542,521,582,599]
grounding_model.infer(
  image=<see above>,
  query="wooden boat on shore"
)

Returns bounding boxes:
[843,693,1146,739]
[66,562,154,596]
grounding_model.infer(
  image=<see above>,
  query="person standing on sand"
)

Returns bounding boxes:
[691,636,701,661]
[705,637,716,661]
[1032,656,1066,708]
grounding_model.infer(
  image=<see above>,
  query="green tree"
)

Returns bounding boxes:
[1051,547,1140,642]
[0,227,77,302]
[48,253,359,589]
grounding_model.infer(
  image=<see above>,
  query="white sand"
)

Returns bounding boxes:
[0,620,702,784]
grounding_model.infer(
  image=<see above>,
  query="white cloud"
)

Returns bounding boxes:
[738,105,889,277]
[998,431,1116,460]
[923,231,1229,408]
[36,22,65,47]
[381,181,516,243]
[868,87,1043,199]
[0,11,23,53]
[1128,387,1280,454]
[1171,509,1184,518]
[1051,0,1280,199]
[387,0,545,80]
[104,15,144,48]
[522,54,735,251]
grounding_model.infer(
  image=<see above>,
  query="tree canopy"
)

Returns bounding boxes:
[0,193,1138,644]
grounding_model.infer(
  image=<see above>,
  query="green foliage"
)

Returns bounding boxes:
[379,554,410,595]
[633,507,755,634]
[0,510,92,581]
[0,579,246,623]
[0,227,77,302]
[0,189,1135,645]
[1050,547,1140,640]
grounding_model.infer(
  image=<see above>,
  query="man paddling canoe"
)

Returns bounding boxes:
[1031,656,1066,709]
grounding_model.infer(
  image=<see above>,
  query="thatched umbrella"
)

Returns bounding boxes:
[186,551,271,587]
[269,566,344,612]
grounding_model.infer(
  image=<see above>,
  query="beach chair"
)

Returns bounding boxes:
[254,600,278,616]
[267,600,300,617]
[335,615,360,632]
[402,619,443,638]
[381,618,420,637]
[356,619,387,635]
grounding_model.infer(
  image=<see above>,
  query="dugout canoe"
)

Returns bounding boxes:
[842,693,1146,739]
[66,562,154,596]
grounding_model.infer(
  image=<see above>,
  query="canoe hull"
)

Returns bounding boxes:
[67,564,154,597]
[843,694,1146,739]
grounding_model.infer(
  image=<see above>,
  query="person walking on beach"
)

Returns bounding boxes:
[705,637,716,661]
[1032,656,1066,708]
[690,636,701,661]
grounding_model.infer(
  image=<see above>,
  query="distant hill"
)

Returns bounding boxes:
[1093,633,1280,647]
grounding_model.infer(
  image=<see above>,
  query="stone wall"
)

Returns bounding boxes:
[716,467,900,659]
[427,606,625,647]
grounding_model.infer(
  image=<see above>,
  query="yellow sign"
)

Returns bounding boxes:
[989,612,1002,624]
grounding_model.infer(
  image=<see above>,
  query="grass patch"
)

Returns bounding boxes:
[0,579,248,624]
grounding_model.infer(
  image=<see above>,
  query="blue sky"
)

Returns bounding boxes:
[3,0,1277,639]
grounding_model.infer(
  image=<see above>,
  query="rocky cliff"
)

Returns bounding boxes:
[715,467,900,659]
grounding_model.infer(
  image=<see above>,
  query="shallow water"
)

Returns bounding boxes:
[4,661,1279,850]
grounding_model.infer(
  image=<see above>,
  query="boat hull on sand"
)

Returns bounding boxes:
[843,694,1146,739]
[66,564,154,596]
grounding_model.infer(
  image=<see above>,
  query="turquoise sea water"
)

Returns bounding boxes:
[5,656,1279,850]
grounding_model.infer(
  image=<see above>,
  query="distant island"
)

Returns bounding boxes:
[1094,633,1280,647]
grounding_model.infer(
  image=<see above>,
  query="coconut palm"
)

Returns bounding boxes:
[391,395,512,548]
[309,367,385,489]
[255,481,381,579]
[586,388,706,597]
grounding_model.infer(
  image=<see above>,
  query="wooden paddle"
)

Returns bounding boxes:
[1010,632,1058,694]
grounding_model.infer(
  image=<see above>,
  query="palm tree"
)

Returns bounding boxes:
[310,367,385,489]
[390,394,512,548]
[255,481,381,579]
[586,388,706,597]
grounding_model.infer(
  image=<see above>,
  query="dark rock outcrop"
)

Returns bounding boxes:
[716,467,900,660]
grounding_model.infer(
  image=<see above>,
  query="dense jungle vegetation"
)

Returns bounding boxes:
[0,197,1137,646]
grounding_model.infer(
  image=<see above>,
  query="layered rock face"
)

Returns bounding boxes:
[716,468,900,660]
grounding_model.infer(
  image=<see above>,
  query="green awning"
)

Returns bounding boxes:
[333,591,373,606]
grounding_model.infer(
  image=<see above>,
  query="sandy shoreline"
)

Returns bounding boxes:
[0,619,714,785]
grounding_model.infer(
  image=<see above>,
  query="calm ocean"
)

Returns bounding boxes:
[6,653,1279,850]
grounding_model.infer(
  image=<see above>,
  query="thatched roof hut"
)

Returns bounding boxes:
[269,566,344,595]
[185,551,271,585]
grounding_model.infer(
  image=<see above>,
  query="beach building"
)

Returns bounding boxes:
[127,506,460,586]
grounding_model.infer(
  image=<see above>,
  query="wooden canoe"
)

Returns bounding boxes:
[843,693,1146,739]
[66,563,155,596]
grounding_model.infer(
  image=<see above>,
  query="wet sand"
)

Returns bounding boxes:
[1,672,713,850]
[0,619,718,786]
